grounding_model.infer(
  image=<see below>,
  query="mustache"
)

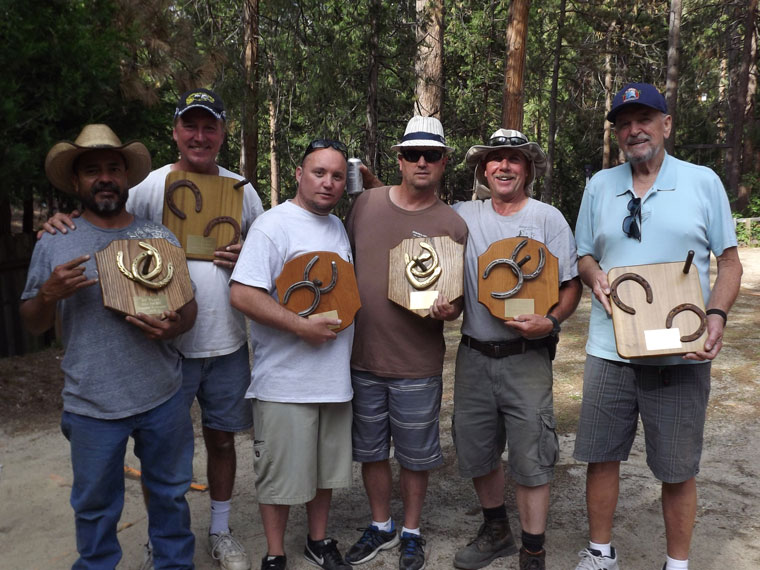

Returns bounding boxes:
[91,182,121,195]
[626,135,651,145]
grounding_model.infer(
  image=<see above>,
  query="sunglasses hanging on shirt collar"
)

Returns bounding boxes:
[623,197,642,241]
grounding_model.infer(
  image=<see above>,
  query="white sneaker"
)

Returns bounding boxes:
[208,531,251,570]
[138,542,154,570]
[575,547,620,570]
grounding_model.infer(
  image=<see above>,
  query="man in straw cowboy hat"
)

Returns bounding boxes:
[450,129,581,570]
[42,89,265,570]
[344,115,468,570]
[21,124,198,569]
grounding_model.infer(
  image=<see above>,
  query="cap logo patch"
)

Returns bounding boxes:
[186,92,215,104]
[622,88,640,103]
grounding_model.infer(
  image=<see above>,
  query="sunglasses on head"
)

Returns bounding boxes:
[622,197,642,241]
[400,148,444,163]
[302,139,348,162]
[488,135,528,147]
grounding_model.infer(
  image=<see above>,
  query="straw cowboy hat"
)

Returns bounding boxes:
[391,115,454,154]
[465,128,547,198]
[45,124,152,194]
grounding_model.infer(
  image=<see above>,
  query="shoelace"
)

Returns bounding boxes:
[357,527,383,546]
[210,533,245,560]
[401,535,424,555]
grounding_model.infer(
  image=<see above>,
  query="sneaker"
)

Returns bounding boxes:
[519,547,545,570]
[261,555,286,570]
[399,532,426,570]
[138,542,154,570]
[575,547,619,570]
[208,531,251,570]
[453,519,518,569]
[304,537,351,570]
[345,525,400,564]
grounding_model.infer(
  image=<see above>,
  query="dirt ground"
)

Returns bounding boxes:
[1,248,759,570]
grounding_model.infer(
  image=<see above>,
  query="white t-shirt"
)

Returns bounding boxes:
[126,164,264,358]
[231,201,354,403]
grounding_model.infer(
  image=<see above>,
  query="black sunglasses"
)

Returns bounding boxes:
[302,139,348,162]
[400,148,444,163]
[488,135,528,147]
[622,197,642,241]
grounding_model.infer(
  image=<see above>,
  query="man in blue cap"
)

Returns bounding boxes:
[572,82,743,570]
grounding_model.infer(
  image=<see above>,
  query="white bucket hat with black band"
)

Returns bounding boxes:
[391,115,454,154]
[45,124,151,194]
[465,128,547,198]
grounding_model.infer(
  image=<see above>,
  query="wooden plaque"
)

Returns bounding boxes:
[388,236,464,317]
[95,238,193,317]
[477,237,559,320]
[275,251,361,334]
[161,170,244,261]
[608,261,707,358]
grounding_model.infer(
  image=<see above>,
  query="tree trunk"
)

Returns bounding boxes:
[502,0,529,131]
[0,197,11,235]
[742,29,757,179]
[365,0,380,172]
[664,0,682,155]
[541,0,566,205]
[267,65,280,208]
[22,196,33,234]
[479,1,498,139]
[414,0,444,118]
[602,19,617,170]
[241,0,259,187]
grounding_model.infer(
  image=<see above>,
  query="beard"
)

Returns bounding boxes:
[81,182,128,217]
[623,137,661,165]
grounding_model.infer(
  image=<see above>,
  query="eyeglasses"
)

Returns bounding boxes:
[302,139,348,162]
[622,197,642,241]
[488,135,528,147]
[400,148,444,163]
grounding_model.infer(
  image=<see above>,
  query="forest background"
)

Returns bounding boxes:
[1,0,758,236]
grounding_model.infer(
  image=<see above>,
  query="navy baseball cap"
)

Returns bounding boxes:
[607,82,667,124]
[174,88,226,121]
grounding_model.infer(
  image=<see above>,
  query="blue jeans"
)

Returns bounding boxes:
[61,389,195,569]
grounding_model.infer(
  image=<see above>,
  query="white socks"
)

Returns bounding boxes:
[589,541,613,557]
[210,499,231,535]
[665,555,688,569]
[372,517,393,532]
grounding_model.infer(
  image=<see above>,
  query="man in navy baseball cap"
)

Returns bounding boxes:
[606,82,667,124]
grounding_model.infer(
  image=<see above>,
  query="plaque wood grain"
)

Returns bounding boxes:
[274,251,361,334]
[94,238,193,316]
[161,170,244,261]
[388,236,464,317]
[608,261,707,358]
[477,237,559,320]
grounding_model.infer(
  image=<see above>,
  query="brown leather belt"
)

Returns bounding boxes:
[460,334,556,359]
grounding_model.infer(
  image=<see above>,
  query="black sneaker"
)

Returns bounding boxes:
[304,537,351,570]
[399,532,426,570]
[261,554,286,570]
[345,526,400,565]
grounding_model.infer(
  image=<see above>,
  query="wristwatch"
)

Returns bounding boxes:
[546,314,561,336]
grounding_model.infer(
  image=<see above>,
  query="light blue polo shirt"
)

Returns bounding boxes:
[575,153,737,365]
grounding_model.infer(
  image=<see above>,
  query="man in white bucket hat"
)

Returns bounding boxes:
[344,115,467,570]
[451,128,581,570]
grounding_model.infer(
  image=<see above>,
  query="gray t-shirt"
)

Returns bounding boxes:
[21,216,185,419]
[453,198,579,341]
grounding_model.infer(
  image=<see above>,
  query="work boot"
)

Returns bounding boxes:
[453,519,518,569]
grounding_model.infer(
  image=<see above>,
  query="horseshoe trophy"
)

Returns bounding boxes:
[388,236,464,317]
[274,251,361,334]
[607,250,708,358]
[95,238,193,316]
[477,237,559,320]
[161,170,245,261]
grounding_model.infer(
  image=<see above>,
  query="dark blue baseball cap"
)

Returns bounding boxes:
[607,82,668,124]
[174,88,226,121]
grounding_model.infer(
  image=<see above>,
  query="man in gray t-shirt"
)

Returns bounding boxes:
[21,124,197,569]
[450,129,581,570]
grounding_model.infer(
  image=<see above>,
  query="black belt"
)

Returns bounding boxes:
[460,334,556,359]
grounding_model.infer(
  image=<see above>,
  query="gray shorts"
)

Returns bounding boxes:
[573,355,711,483]
[252,400,353,505]
[181,345,253,432]
[452,343,558,487]
[351,370,443,471]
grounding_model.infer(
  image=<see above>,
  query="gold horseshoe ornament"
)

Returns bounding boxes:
[116,241,174,289]
[282,255,339,317]
[404,241,442,290]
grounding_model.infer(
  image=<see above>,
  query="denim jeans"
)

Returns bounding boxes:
[61,389,195,569]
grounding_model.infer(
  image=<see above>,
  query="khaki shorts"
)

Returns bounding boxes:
[252,400,353,505]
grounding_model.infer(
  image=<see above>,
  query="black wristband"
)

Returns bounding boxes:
[546,314,561,335]
[706,308,727,325]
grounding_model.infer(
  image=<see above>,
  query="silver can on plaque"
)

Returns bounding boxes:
[347,158,363,195]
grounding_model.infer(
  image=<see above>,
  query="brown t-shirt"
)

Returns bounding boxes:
[346,186,468,378]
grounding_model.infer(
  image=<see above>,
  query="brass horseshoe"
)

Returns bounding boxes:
[116,242,174,290]
[666,303,707,342]
[203,216,241,248]
[404,242,442,290]
[483,258,524,299]
[510,239,546,280]
[282,255,339,317]
[165,179,203,220]
[609,272,653,315]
